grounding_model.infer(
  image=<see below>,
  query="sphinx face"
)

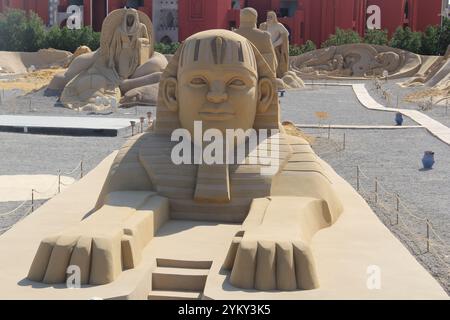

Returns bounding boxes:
[178,64,258,136]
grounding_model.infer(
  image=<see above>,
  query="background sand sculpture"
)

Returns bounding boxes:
[0,49,71,75]
[291,44,423,80]
[402,45,450,104]
[47,8,167,111]
[27,30,342,290]
[237,9,303,90]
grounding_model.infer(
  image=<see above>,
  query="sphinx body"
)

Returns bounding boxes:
[49,8,168,110]
[28,30,342,291]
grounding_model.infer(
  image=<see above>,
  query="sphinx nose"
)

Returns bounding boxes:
[207,81,228,104]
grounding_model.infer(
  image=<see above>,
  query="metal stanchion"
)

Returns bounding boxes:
[58,170,61,194]
[426,219,430,253]
[130,121,136,136]
[356,166,360,192]
[31,189,34,212]
[140,117,145,133]
[395,194,400,225]
[375,177,378,203]
[80,161,84,179]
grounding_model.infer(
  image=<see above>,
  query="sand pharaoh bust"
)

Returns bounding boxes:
[28,30,342,291]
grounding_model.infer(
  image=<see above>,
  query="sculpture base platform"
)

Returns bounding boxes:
[0,151,447,300]
[0,115,139,137]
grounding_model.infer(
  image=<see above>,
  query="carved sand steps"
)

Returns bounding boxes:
[148,258,212,300]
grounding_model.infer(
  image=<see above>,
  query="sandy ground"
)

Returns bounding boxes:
[0,68,66,93]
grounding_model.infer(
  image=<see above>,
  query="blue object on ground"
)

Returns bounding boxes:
[395,112,404,126]
[422,151,435,169]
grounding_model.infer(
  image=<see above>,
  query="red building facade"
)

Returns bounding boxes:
[0,0,445,45]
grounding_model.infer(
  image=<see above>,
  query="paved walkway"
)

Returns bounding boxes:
[296,124,422,130]
[0,115,140,136]
[352,84,450,145]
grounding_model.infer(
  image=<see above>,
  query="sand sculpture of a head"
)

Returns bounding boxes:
[155,30,279,139]
[240,7,258,28]
[266,11,278,26]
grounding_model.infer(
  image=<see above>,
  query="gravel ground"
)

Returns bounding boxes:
[309,128,449,293]
[365,79,450,127]
[281,86,417,126]
[0,131,126,232]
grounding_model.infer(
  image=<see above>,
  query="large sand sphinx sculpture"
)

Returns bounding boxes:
[236,8,303,90]
[27,30,342,290]
[291,43,423,80]
[48,8,168,110]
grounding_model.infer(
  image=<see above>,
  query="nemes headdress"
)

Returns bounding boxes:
[155,30,280,134]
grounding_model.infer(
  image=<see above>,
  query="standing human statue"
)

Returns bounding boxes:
[260,11,290,78]
[234,7,278,75]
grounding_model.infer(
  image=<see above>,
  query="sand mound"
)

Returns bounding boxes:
[0,49,72,75]
[0,68,66,93]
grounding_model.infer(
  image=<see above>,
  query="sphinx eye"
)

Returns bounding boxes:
[190,77,207,86]
[228,78,246,88]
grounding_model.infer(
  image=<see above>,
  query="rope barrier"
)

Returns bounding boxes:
[0,161,83,219]
[0,199,29,217]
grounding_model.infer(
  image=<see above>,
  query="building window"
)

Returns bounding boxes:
[280,0,298,18]
[190,0,204,19]
[69,0,84,5]
[126,0,145,8]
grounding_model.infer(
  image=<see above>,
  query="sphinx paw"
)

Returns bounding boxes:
[228,239,319,291]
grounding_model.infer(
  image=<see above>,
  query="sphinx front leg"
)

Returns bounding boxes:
[27,192,169,286]
[223,196,332,291]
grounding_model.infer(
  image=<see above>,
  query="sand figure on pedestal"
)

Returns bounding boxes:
[27,30,342,290]
[234,8,278,75]
[260,11,289,78]
[257,10,303,89]
[49,8,168,110]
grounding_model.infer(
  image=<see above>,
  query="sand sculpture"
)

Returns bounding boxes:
[27,30,342,290]
[260,11,289,78]
[234,8,278,75]
[47,8,168,110]
[291,44,422,79]
[256,11,303,89]
[0,49,72,74]
[401,45,449,105]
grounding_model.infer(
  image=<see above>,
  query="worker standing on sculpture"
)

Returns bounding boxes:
[234,7,278,75]
[260,11,290,78]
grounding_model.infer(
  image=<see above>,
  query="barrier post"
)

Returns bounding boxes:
[375,177,378,203]
[31,189,34,212]
[395,194,400,225]
[58,170,61,194]
[80,161,84,179]
[356,166,360,192]
[426,219,430,253]
[343,133,346,150]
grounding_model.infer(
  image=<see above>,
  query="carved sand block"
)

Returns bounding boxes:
[28,30,341,290]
